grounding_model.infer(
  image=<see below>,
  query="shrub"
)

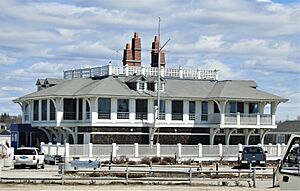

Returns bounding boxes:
[140,157,150,165]
[159,160,169,165]
[162,157,175,164]
[128,161,137,165]
[151,157,161,163]
[183,159,192,165]
[115,155,128,164]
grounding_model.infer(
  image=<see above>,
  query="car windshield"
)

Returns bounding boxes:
[14,149,36,155]
[243,147,263,154]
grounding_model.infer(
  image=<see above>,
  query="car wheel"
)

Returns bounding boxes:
[14,165,19,169]
[41,164,45,169]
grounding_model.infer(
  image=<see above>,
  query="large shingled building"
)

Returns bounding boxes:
[13,33,287,146]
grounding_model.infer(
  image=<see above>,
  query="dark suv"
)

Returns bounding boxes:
[239,146,267,167]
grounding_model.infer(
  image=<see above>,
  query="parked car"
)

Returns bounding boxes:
[13,147,45,169]
[239,146,267,167]
[288,146,300,164]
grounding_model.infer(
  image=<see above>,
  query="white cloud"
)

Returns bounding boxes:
[0,53,17,65]
[8,62,67,79]
[0,86,24,92]
[201,59,241,79]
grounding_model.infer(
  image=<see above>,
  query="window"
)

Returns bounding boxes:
[172,100,183,120]
[201,101,208,121]
[154,100,165,120]
[138,82,145,91]
[98,98,111,119]
[214,102,220,113]
[33,100,39,121]
[230,102,237,113]
[136,99,148,120]
[118,99,129,119]
[249,103,259,114]
[189,101,195,120]
[63,99,76,120]
[41,100,47,121]
[50,100,56,120]
[237,102,244,113]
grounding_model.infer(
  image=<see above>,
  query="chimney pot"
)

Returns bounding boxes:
[154,35,158,41]
[134,32,138,38]
[126,43,130,49]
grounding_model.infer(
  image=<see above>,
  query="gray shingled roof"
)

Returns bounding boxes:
[271,120,300,132]
[208,80,284,101]
[14,76,287,102]
[45,78,65,85]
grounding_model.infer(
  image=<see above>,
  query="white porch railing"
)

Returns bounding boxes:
[64,64,218,80]
[223,113,272,125]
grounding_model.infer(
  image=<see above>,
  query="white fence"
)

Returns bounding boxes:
[41,142,287,161]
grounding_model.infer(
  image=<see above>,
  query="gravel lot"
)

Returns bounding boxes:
[0,184,280,191]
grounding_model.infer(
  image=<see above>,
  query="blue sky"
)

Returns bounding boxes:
[0,0,299,121]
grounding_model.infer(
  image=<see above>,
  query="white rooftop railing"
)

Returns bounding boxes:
[63,64,218,80]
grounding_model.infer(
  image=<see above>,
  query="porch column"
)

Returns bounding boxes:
[111,98,117,123]
[225,129,236,145]
[38,99,42,121]
[183,100,189,124]
[195,101,201,123]
[129,99,136,123]
[76,98,79,120]
[165,100,172,124]
[56,98,64,127]
[148,99,154,123]
[210,128,219,145]
[260,129,270,146]
[90,97,97,124]
[215,100,227,125]
[271,102,279,125]
[47,99,50,121]
[244,129,255,145]
[83,98,87,121]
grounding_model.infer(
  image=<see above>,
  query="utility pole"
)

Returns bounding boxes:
[150,17,170,147]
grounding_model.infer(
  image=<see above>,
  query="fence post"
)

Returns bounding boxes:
[253,167,256,188]
[156,143,160,157]
[88,143,93,158]
[218,143,223,157]
[65,143,69,159]
[56,143,61,155]
[277,144,281,157]
[112,143,117,158]
[40,142,45,153]
[177,143,182,158]
[134,143,139,158]
[48,142,52,156]
[189,167,192,185]
[198,143,203,157]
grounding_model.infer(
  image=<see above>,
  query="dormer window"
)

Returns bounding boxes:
[138,81,146,91]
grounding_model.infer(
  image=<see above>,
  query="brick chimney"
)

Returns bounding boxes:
[123,32,142,66]
[123,43,133,66]
[151,35,165,67]
[131,32,141,66]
